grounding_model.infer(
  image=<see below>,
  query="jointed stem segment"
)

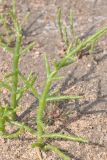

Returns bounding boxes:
[44,144,71,160]
[37,70,57,144]
[0,1,107,160]
[10,0,23,120]
[11,34,22,120]
[42,133,88,143]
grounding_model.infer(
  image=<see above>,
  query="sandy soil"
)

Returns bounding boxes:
[0,0,107,160]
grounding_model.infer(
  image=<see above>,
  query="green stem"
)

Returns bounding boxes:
[10,0,23,120]
[18,72,39,100]
[11,34,22,120]
[10,121,37,135]
[42,133,88,143]
[47,95,82,102]
[0,129,23,139]
[0,120,37,139]
[44,144,71,160]
[12,0,16,15]
[36,70,57,145]
[56,27,107,69]
[0,119,5,132]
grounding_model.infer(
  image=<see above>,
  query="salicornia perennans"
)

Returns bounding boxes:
[0,1,107,160]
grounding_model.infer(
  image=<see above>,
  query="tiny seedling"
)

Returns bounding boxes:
[0,1,107,160]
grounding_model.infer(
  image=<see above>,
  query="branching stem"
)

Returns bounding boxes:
[36,70,57,145]
[10,0,22,120]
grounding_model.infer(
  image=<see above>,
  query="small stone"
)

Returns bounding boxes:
[87,63,91,67]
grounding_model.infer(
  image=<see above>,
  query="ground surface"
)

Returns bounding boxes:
[0,0,107,160]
